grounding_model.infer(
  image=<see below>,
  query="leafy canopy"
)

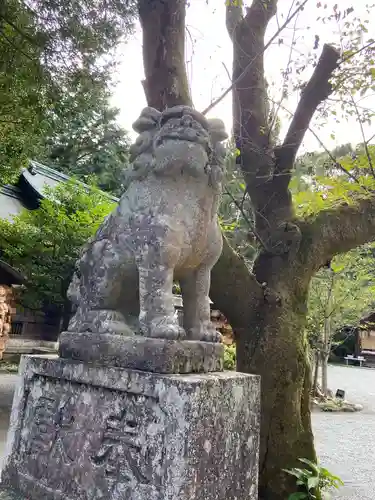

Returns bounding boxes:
[0,0,136,182]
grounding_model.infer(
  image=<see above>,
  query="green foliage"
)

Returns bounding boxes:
[292,146,375,218]
[0,0,136,182]
[0,180,114,314]
[224,344,236,370]
[284,458,344,500]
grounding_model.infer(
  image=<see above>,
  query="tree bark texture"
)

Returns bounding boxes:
[138,0,192,109]
[138,1,375,498]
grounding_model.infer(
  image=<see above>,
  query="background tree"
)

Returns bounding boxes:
[307,248,375,396]
[0,181,115,328]
[137,1,375,498]
[0,0,136,182]
[40,82,131,196]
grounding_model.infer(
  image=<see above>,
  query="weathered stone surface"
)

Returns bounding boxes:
[66,105,228,343]
[59,332,224,373]
[1,355,260,500]
[0,487,25,500]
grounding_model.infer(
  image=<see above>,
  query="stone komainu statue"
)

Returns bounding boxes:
[67,106,227,343]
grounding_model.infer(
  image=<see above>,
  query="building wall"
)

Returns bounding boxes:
[360,330,375,351]
[10,304,61,342]
[0,286,14,359]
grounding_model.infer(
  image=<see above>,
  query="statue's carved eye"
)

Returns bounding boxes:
[181,115,193,127]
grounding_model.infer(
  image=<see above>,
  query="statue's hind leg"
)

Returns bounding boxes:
[67,238,136,336]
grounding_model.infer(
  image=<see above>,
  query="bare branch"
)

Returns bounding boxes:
[366,132,375,145]
[339,39,375,66]
[274,44,340,175]
[348,93,375,177]
[201,0,309,116]
[264,93,365,187]
[268,11,300,140]
[223,187,266,248]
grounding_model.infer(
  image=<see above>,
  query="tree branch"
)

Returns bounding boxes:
[202,0,308,116]
[244,0,277,24]
[304,195,375,270]
[210,235,264,328]
[225,2,243,40]
[274,44,340,177]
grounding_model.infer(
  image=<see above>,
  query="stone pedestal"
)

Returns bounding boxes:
[59,332,224,373]
[1,355,260,500]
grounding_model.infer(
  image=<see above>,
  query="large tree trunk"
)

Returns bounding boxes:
[210,237,317,498]
[138,1,375,499]
[239,288,315,498]
[138,0,192,109]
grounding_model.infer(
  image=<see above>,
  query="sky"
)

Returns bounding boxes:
[111,0,374,153]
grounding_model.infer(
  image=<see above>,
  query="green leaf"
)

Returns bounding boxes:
[298,458,320,474]
[307,476,320,490]
[288,493,308,500]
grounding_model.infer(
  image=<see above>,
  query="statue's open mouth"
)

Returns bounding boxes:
[158,129,209,146]
[155,107,212,155]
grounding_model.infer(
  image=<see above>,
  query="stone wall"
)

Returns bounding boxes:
[0,286,14,359]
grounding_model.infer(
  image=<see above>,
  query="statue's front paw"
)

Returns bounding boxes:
[202,329,222,343]
[187,324,222,343]
[142,318,186,340]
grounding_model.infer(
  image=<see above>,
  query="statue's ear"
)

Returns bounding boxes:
[207,118,228,143]
[132,107,162,134]
[129,107,162,163]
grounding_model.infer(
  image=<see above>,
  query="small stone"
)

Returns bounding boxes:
[341,405,357,412]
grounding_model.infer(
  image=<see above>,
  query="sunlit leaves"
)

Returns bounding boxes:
[292,146,375,217]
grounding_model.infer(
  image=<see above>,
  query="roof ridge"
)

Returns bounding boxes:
[24,160,119,202]
[0,184,23,199]
[28,160,73,182]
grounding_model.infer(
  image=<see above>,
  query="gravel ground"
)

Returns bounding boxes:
[0,374,18,469]
[0,365,373,498]
[312,364,375,499]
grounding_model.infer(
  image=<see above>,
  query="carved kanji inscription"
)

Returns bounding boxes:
[15,376,165,499]
[91,406,154,493]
